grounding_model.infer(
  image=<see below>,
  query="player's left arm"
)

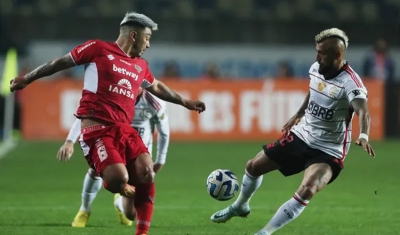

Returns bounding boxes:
[140,65,205,112]
[152,104,170,173]
[346,80,375,157]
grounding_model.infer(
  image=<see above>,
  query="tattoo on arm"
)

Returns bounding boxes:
[351,98,371,135]
[297,91,310,117]
[147,81,185,106]
[24,54,76,84]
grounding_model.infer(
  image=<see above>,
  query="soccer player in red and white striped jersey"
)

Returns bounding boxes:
[210,28,375,235]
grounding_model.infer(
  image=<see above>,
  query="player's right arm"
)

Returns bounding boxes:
[10,40,100,92]
[57,119,82,162]
[282,91,310,132]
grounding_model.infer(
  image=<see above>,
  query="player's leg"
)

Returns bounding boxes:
[81,134,136,197]
[71,168,103,227]
[210,150,280,223]
[127,153,155,235]
[113,152,155,228]
[211,132,306,223]
[256,158,340,235]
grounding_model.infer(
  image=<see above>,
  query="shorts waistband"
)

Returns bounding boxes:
[81,125,106,133]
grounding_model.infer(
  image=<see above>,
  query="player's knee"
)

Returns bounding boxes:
[245,159,256,175]
[134,154,155,184]
[102,164,129,193]
[140,166,155,184]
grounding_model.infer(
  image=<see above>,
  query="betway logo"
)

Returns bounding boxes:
[113,64,138,80]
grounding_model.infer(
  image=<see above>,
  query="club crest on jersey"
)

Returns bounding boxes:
[329,86,340,98]
[318,82,327,91]
[134,64,142,73]
[108,79,134,99]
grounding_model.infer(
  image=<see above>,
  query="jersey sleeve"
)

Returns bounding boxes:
[152,100,170,164]
[344,74,368,103]
[66,119,82,143]
[140,61,155,88]
[69,40,100,65]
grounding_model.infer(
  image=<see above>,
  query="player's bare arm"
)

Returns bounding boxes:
[351,98,375,157]
[282,91,310,131]
[10,53,75,91]
[146,79,206,113]
[57,118,81,162]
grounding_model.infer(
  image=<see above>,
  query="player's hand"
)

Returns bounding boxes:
[355,138,376,158]
[153,163,163,173]
[57,140,74,162]
[282,114,302,132]
[183,100,206,113]
[10,76,28,92]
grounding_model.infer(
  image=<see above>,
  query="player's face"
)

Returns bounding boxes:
[132,27,152,57]
[316,42,335,75]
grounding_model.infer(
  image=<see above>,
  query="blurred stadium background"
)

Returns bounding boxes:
[0,1,399,235]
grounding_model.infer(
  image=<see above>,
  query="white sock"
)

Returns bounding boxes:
[114,195,124,214]
[79,171,103,212]
[261,193,309,234]
[232,170,263,210]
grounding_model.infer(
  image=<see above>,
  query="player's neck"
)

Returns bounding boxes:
[324,61,345,80]
[115,38,133,57]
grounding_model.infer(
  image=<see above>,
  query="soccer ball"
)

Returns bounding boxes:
[206,169,239,201]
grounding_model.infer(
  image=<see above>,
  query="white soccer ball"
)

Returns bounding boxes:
[206,169,239,201]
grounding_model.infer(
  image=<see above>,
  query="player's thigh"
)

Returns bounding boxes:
[81,134,128,182]
[261,131,308,177]
[304,149,342,185]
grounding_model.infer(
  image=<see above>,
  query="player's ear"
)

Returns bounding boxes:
[335,50,342,60]
[129,31,138,42]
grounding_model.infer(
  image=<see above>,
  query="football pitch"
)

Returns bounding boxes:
[0,140,398,235]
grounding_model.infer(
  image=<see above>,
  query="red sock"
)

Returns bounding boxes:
[135,182,155,235]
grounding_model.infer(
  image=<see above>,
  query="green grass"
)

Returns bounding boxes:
[0,141,398,235]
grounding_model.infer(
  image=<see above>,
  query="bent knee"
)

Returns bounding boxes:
[102,164,129,193]
[140,166,155,183]
[245,159,255,173]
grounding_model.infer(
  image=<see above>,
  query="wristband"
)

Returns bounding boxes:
[358,133,369,142]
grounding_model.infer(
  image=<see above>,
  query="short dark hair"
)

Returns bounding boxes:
[120,12,158,31]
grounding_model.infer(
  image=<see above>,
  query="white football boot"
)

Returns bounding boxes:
[210,204,251,223]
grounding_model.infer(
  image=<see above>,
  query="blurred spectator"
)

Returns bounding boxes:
[161,61,181,79]
[275,61,294,79]
[362,38,395,82]
[201,62,220,80]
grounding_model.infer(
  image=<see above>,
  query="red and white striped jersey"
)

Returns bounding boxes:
[291,62,368,160]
